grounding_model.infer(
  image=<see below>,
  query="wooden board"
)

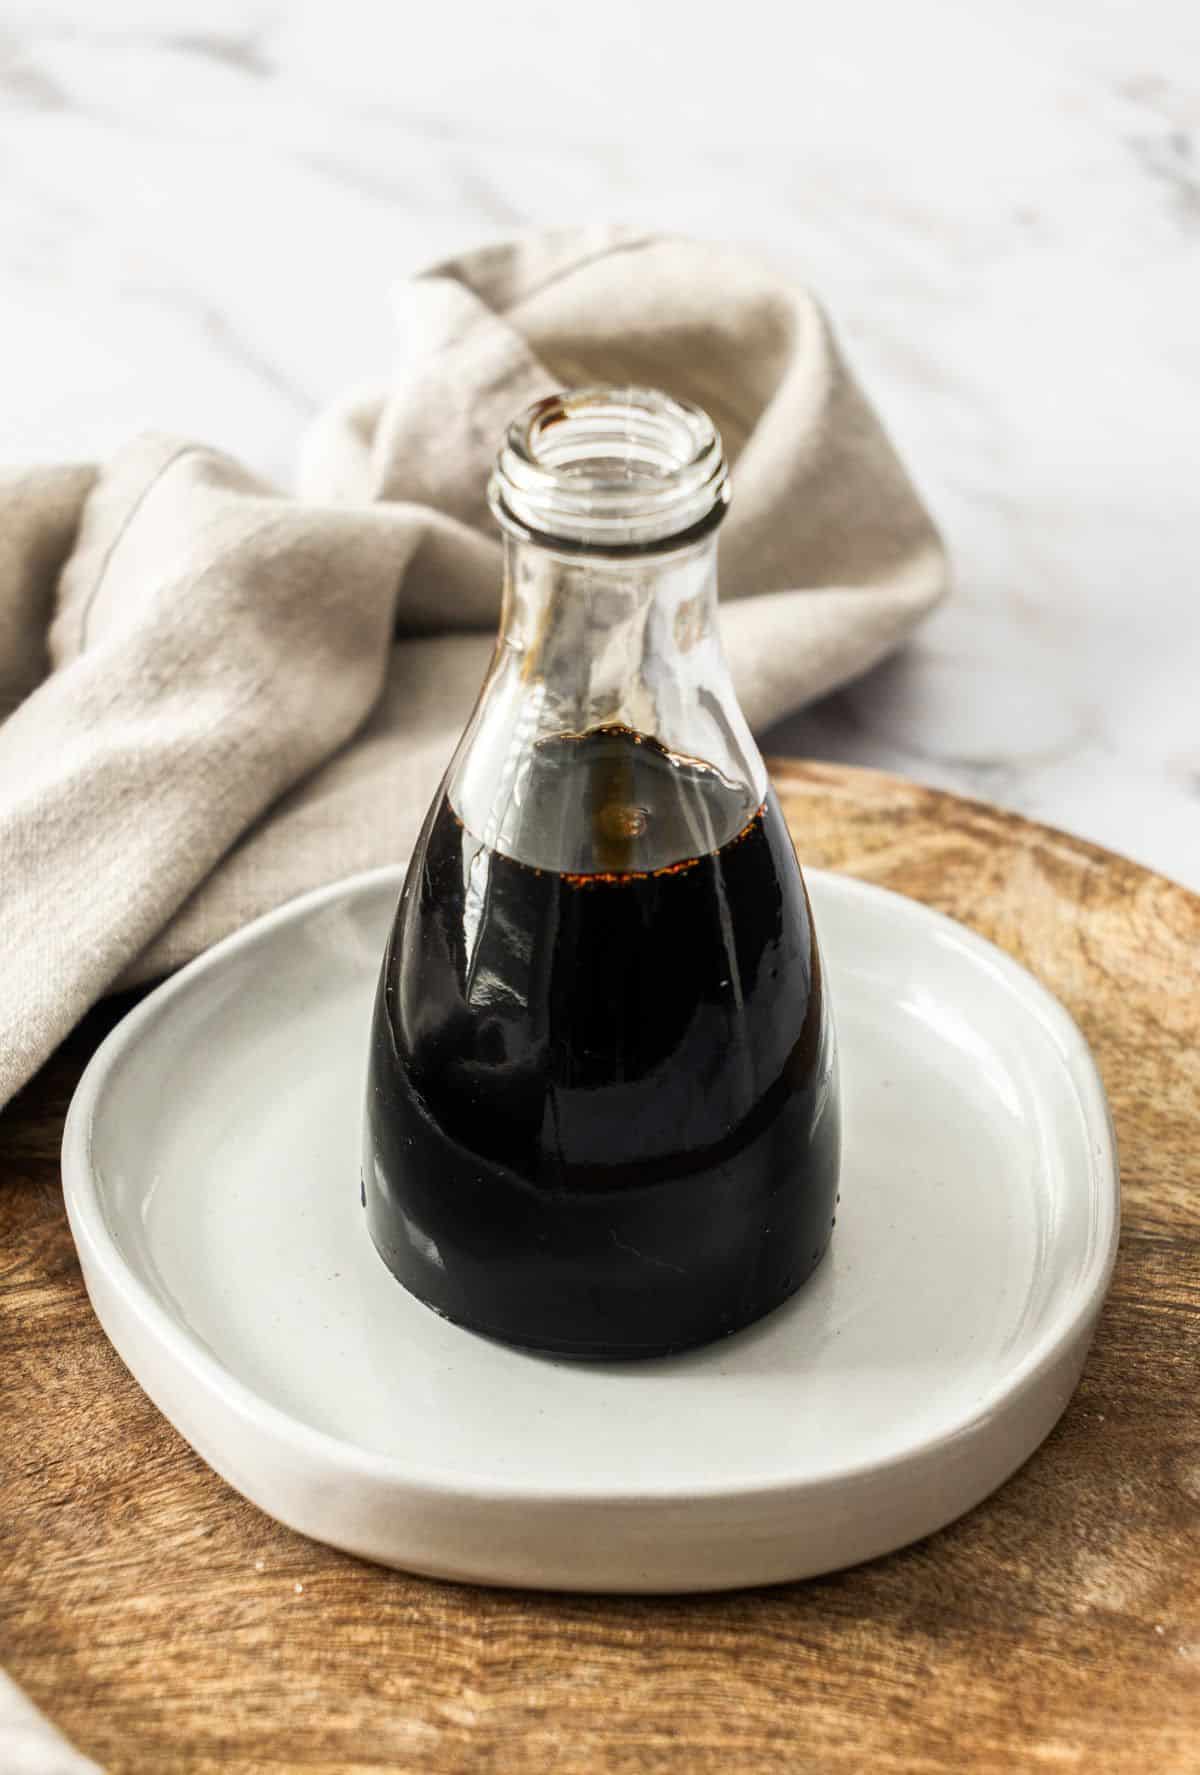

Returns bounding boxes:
[2,760,1198,1775]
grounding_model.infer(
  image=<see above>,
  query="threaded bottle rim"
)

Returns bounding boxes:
[489,385,730,555]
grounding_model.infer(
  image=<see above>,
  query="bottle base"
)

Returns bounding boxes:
[367,1221,834,1362]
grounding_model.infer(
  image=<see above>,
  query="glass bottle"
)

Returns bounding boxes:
[363,387,840,1358]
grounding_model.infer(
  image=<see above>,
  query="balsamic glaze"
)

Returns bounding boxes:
[363,728,839,1357]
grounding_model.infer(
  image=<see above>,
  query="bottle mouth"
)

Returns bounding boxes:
[489,386,730,555]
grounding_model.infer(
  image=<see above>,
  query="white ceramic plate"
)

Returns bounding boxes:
[62,867,1118,1593]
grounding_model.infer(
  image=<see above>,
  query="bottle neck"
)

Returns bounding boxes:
[448,528,765,864]
[497,529,722,736]
[445,384,765,869]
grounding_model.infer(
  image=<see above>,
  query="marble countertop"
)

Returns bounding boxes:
[3,0,1197,888]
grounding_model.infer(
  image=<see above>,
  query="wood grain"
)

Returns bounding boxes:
[2,761,1198,1775]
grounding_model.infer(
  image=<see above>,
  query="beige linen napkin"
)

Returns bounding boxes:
[0,224,945,1121]
[2,225,946,1770]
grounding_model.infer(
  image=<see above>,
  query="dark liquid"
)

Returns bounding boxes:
[363,728,840,1358]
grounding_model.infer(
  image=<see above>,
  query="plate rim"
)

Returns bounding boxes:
[62,864,1120,1508]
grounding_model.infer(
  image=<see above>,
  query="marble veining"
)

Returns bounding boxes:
[1,0,1197,887]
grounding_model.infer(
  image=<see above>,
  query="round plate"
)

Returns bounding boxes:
[62,867,1118,1593]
